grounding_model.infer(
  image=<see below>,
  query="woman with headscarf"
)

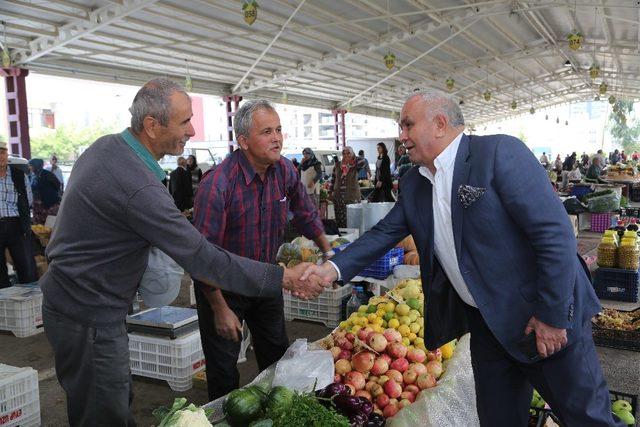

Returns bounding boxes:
[28,158,61,224]
[370,142,394,202]
[300,147,322,207]
[331,146,361,228]
[186,154,202,209]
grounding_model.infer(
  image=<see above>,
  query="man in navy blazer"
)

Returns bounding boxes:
[303,90,621,426]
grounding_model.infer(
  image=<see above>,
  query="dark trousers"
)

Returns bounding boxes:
[43,306,136,427]
[0,218,36,288]
[194,283,289,401]
[466,307,622,427]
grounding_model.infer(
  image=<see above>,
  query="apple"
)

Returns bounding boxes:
[365,380,378,392]
[407,348,427,363]
[386,369,403,383]
[390,357,409,373]
[334,374,342,383]
[371,357,389,376]
[402,369,418,385]
[355,390,372,401]
[346,332,356,342]
[330,346,341,361]
[338,349,352,360]
[345,383,356,395]
[376,393,390,408]
[333,330,346,340]
[335,359,352,375]
[384,328,402,343]
[368,333,388,353]
[380,354,392,365]
[416,373,437,390]
[373,407,383,416]
[352,351,376,373]
[358,327,374,342]
[339,339,354,351]
[387,343,408,359]
[377,375,390,385]
[383,402,400,418]
[369,383,384,397]
[399,398,412,409]
[404,384,420,395]
[427,349,442,362]
[425,360,443,379]
[369,375,379,383]
[400,391,415,403]
[345,371,366,390]
[383,379,402,399]
[409,362,427,376]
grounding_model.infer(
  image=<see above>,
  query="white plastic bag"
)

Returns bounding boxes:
[272,338,334,393]
[138,247,184,307]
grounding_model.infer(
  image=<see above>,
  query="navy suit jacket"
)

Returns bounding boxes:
[332,134,601,363]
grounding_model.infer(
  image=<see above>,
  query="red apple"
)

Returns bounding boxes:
[425,360,443,379]
[358,327,374,342]
[400,391,415,403]
[345,371,366,390]
[386,369,403,384]
[369,375,379,383]
[383,402,399,418]
[407,348,427,363]
[352,351,375,373]
[383,379,402,399]
[404,384,420,395]
[365,380,378,392]
[402,369,418,385]
[371,357,389,376]
[409,362,427,376]
[390,357,409,373]
[380,354,392,364]
[338,349,352,360]
[416,373,437,390]
[335,359,351,375]
[383,328,402,343]
[387,343,408,359]
[368,333,388,353]
[398,398,412,409]
[427,349,442,362]
[340,339,354,351]
[376,393,390,408]
[355,390,372,401]
[369,383,384,397]
[389,398,398,406]
[346,332,356,342]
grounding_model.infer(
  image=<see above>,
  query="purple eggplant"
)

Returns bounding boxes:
[365,413,385,427]
[332,394,363,415]
[319,382,350,399]
[349,412,368,427]
[358,398,373,416]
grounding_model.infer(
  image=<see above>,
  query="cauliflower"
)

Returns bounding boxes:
[154,398,213,427]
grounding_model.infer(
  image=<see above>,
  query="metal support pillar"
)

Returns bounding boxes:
[223,95,242,153]
[1,68,30,158]
[332,109,347,151]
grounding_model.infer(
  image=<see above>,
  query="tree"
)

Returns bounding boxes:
[29,121,119,161]
[608,100,640,153]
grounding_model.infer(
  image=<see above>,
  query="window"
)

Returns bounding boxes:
[303,114,312,125]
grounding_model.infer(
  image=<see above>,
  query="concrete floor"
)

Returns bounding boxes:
[1,233,639,426]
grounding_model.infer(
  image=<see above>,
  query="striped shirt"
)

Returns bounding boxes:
[193,150,324,266]
[0,167,33,218]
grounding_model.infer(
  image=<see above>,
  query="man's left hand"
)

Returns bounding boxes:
[524,316,567,358]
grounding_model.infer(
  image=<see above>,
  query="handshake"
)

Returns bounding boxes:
[282,262,339,300]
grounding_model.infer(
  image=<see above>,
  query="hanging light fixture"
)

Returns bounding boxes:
[529,107,535,115]
[384,52,396,70]
[608,95,616,105]
[242,0,258,25]
[589,65,600,79]
[483,90,492,102]
[184,59,192,91]
[567,1,583,50]
[511,101,517,110]
[599,82,608,95]
[588,8,599,79]
[1,22,9,68]
[445,78,455,92]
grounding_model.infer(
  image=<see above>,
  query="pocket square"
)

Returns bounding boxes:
[458,184,486,209]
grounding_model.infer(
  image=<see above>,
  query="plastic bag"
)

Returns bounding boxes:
[393,265,421,279]
[138,247,184,308]
[272,338,334,393]
[387,334,479,427]
[588,192,621,213]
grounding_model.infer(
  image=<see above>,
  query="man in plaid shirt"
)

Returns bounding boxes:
[192,100,332,400]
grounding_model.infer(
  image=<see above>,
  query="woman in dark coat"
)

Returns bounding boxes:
[186,154,202,208]
[331,146,361,228]
[370,142,394,202]
[28,158,61,224]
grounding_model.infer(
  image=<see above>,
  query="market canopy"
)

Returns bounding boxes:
[1,0,639,125]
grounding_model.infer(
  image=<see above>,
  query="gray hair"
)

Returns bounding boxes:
[234,100,276,140]
[129,78,188,133]
[406,89,465,126]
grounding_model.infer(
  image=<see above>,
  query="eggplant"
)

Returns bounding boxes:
[332,394,363,415]
[319,382,350,399]
[349,412,368,427]
[366,413,385,427]
[358,398,373,416]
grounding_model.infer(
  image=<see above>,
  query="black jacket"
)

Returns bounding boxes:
[169,167,193,211]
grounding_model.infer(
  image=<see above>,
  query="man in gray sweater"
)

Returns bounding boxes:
[40,78,325,426]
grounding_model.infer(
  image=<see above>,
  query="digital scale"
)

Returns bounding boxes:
[126,306,199,338]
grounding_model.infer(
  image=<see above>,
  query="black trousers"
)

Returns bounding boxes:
[194,282,289,401]
[43,306,136,427]
[0,218,36,288]
[465,306,622,427]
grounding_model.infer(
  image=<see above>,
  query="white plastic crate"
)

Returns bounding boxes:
[0,365,40,427]
[0,287,43,338]
[284,284,352,327]
[129,324,252,391]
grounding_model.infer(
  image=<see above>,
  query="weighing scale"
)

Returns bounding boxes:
[126,306,199,338]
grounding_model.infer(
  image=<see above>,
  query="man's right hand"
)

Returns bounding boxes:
[213,306,242,342]
[283,262,329,299]
[300,262,338,285]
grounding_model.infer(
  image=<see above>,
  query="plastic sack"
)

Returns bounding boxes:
[393,264,421,280]
[272,338,334,393]
[588,192,620,213]
[138,247,184,308]
[387,334,479,427]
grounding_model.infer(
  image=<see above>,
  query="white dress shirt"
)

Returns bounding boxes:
[329,131,476,307]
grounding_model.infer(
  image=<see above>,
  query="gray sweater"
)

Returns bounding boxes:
[41,133,283,326]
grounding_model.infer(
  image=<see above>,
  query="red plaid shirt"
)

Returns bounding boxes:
[193,150,324,266]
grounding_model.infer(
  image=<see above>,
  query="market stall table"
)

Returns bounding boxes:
[600,175,640,199]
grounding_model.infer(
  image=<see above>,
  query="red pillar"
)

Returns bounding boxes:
[332,109,347,150]
[1,68,30,158]
[223,95,242,153]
